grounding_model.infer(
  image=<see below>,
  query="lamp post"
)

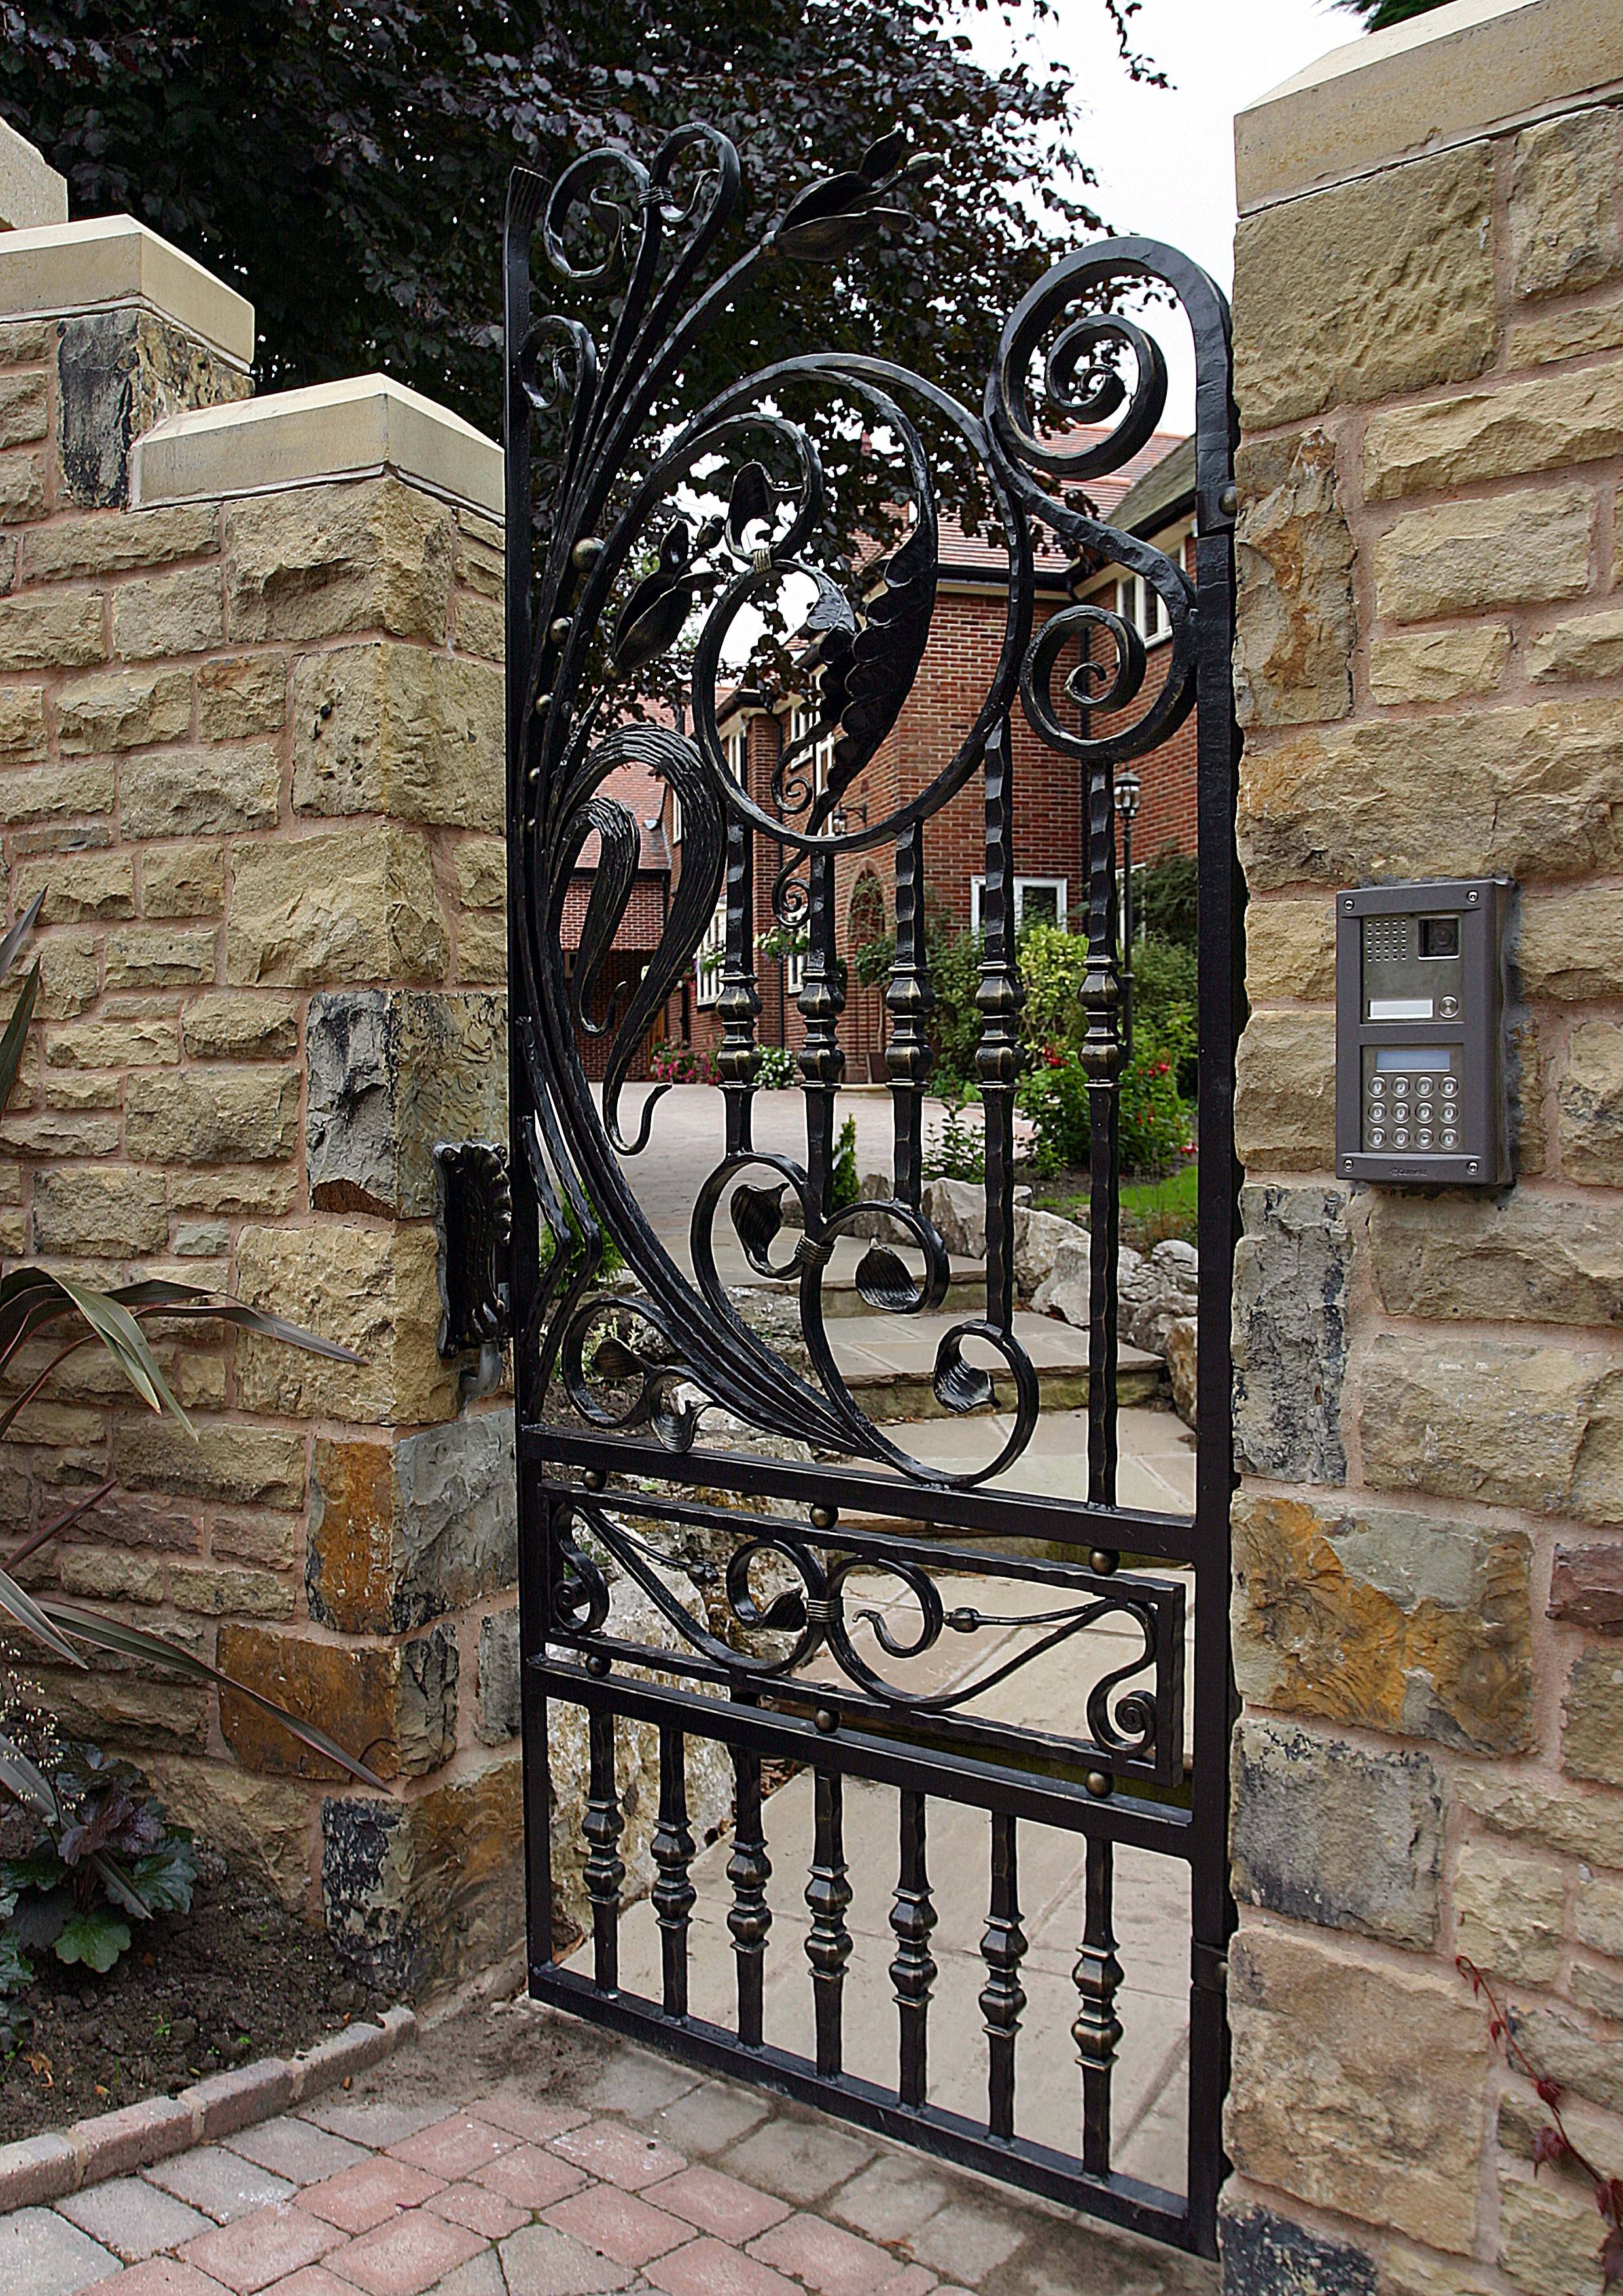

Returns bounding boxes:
[1115,769,1142,1060]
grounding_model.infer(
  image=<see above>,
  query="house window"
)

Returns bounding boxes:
[669,787,683,846]
[1115,571,1168,645]
[695,892,728,1008]
[969,876,1067,933]
[724,728,747,786]
[788,706,834,798]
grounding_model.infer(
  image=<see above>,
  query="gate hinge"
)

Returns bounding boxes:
[435,1140,513,1365]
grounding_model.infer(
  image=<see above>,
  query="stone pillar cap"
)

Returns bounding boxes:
[0,118,67,231]
[1236,0,1623,214]
[0,211,254,364]
[133,372,503,518]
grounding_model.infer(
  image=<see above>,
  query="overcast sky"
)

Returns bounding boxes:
[969,0,1364,425]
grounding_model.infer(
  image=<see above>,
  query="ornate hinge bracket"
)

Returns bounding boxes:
[435,1141,514,1368]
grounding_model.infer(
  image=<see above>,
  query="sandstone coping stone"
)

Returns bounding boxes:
[1235,0,1623,215]
[0,213,252,364]
[1232,145,1495,428]
[305,989,508,1218]
[0,119,67,230]
[1226,1922,1488,2251]
[1232,1489,1533,1754]
[1233,427,1355,728]
[1368,1188,1623,1329]
[136,373,501,516]
[306,1412,517,1636]
[1558,1020,1623,1185]
[1238,700,1623,890]
[1230,1715,1443,1946]
[1232,1183,1349,1484]
[1360,1330,1623,1521]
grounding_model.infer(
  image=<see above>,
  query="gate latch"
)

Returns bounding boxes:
[435,1142,513,1381]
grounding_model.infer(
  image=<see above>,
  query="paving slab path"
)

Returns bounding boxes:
[2,1992,1216,2296]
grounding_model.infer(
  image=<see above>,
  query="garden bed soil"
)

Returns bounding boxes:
[0,1843,390,2144]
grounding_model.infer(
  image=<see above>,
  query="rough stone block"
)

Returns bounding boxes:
[1576,1874,1623,1960]
[219,1624,404,1781]
[0,448,45,524]
[1239,702,1623,891]
[477,1606,521,1744]
[1368,1189,1623,1329]
[196,653,287,739]
[231,1219,459,1425]
[126,1067,298,1164]
[111,1418,305,1507]
[1232,147,1494,429]
[454,837,506,912]
[1361,1331,1623,1522]
[1549,1543,1623,1635]
[1226,1924,1487,2251]
[1230,1715,1441,1946]
[21,502,217,584]
[1232,1183,1348,1484]
[1499,2169,1610,2296]
[143,842,224,919]
[59,306,248,510]
[224,479,453,645]
[1565,1645,1623,1786]
[1558,1022,1623,1185]
[1372,485,1593,622]
[227,823,448,988]
[1521,888,1623,998]
[1364,363,1623,499]
[1516,2002,1623,2115]
[0,686,47,764]
[307,1411,517,1634]
[121,742,281,838]
[399,1624,459,1774]
[1510,107,1623,302]
[1219,2205,1378,2296]
[1456,1768,1623,1873]
[1232,1489,1533,1755]
[1510,298,1623,368]
[16,848,135,922]
[0,760,114,827]
[105,925,216,990]
[455,910,506,984]
[1527,609,1623,684]
[33,1166,167,1257]
[305,988,507,1216]
[1454,1841,1565,1983]
[142,1753,312,1909]
[45,1016,179,1070]
[0,588,103,671]
[181,991,299,1062]
[1368,624,1511,705]
[1235,1009,1334,1172]
[56,666,192,754]
[291,642,503,829]
[111,565,224,660]
[1244,898,1336,1002]
[1233,427,1354,729]
[321,1753,523,1994]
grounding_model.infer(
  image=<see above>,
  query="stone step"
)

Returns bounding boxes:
[827,1310,1162,1424]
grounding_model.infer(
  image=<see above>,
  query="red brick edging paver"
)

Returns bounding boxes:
[0,2006,418,2216]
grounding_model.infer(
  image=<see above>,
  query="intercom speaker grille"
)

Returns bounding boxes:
[1366,918,1408,963]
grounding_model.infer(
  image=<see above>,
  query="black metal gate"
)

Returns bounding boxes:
[484,127,1239,2258]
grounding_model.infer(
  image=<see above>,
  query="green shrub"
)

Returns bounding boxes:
[921,1101,986,1184]
[831,1115,860,1211]
[1137,846,1198,950]
[755,1044,798,1090]
[1018,1008,1196,1181]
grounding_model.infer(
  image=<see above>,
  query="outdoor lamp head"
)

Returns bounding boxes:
[1114,771,1142,821]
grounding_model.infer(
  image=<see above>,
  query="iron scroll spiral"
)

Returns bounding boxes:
[505,126,1225,1491]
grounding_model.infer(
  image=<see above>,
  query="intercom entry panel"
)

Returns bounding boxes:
[1335,878,1512,1187]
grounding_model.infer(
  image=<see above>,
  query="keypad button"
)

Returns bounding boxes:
[1440,995,1459,1018]
[1442,1079,1457,1100]
[1393,1128,1410,1147]
[1369,1078,1385,1098]
[1418,1130,1433,1147]
[1369,1128,1385,1148]
[1441,1128,1457,1148]
[1416,1078,1434,1098]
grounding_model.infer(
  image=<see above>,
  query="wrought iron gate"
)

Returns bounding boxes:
[485,126,1240,2259]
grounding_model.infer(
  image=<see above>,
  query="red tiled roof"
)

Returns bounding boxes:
[570,759,672,872]
[935,425,1188,577]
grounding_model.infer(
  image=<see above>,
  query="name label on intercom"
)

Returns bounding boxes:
[1335,879,1512,1187]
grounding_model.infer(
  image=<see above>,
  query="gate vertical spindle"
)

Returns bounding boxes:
[727,1745,772,2047]
[977,723,1022,1334]
[582,1708,624,1992]
[717,816,760,1157]
[1072,1835,1125,2176]
[1081,737,1122,1510]
[652,1726,697,2020]
[979,1810,1027,2140]
[806,1767,853,2078]
[889,1789,938,2108]
[797,851,846,1219]
[887,821,933,1212]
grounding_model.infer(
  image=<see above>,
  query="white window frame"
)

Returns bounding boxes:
[1115,570,1169,647]
[969,876,1068,933]
[695,891,728,1009]
[724,727,747,786]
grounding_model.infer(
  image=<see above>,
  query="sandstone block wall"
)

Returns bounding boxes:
[0,213,525,1996]
[1226,3,1623,2289]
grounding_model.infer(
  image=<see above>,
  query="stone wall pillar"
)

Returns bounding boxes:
[0,194,524,1996]
[1225,2,1623,2289]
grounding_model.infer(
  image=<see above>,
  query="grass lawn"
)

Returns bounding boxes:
[1032,1159,1199,1252]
